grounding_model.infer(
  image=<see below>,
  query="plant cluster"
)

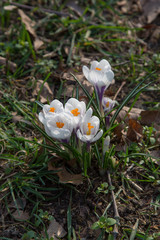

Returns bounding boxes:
[38,59,116,174]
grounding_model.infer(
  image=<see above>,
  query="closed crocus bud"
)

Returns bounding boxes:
[82,59,114,103]
[39,99,64,124]
[76,108,103,144]
[65,98,86,129]
[43,112,74,143]
[103,135,110,156]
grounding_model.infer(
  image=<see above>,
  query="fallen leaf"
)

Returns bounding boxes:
[32,80,54,103]
[127,119,143,142]
[18,9,36,37]
[12,210,29,221]
[18,9,44,50]
[34,38,44,51]
[0,56,17,72]
[66,0,85,17]
[8,198,26,210]
[48,163,83,185]
[62,71,94,97]
[150,150,160,165]
[140,0,160,23]
[112,106,143,123]
[47,219,67,239]
[140,110,160,127]
[4,5,17,11]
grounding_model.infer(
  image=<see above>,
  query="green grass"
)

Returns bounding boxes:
[0,0,160,239]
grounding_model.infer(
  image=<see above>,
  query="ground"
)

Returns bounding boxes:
[0,0,160,239]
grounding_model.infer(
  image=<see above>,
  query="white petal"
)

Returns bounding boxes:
[83,108,93,124]
[82,66,89,79]
[98,59,111,71]
[50,128,71,140]
[43,104,50,115]
[106,70,114,82]
[76,129,83,141]
[90,129,103,143]
[90,116,100,134]
[39,112,45,124]
[50,99,63,111]
[90,60,99,70]
[66,98,79,106]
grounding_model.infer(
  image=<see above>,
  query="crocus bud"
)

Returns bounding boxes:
[103,135,110,156]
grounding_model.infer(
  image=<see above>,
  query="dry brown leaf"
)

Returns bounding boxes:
[12,210,29,221]
[18,9,44,50]
[140,0,160,23]
[34,38,44,51]
[0,56,17,72]
[32,80,54,103]
[140,110,160,127]
[112,106,143,123]
[47,219,67,239]
[8,198,26,210]
[4,5,17,11]
[66,0,85,16]
[48,163,83,185]
[62,71,94,97]
[127,119,143,142]
[18,9,36,37]
[150,150,160,165]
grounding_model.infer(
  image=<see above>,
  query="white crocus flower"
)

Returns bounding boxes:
[82,59,114,103]
[39,99,64,124]
[43,112,74,143]
[65,98,86,129]
[102,97,116,113]
[76,108,103,143]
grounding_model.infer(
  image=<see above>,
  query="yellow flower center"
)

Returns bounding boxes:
[106,102,110,108]
[86,122,94,135]
[49,107,55,112]
[71,108,80,116]
[95,67,101,71]
[56,122,64,128]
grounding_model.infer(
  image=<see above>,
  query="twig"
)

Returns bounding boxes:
[2,1,77,18]
[113,81,126,100]
[107,171,120,240]
[123,164,143,192]
[124,174,143,192]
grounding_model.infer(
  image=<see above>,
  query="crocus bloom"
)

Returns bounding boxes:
[76,108,103,143]
[39,99,64,124]
[82,59,114,103]
[102,97,116,114]
[42,112,74,143]
[65,98,86,129]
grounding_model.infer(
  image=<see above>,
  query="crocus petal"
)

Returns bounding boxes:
[82,108,93,126]
[105,70,114,82]
[50,99,63,110]
[76,130,93,143]
[98,59,111,71]
[50,128,71,140]
[82,66,89,79]
[90,60,99,70]
[90,129,103,143]
[39,112,45,124]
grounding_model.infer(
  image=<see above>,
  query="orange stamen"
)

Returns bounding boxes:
[56,122,64,128]
[95,67,101,71]
[71,108,80,116]
[86,122,94,135]
[49,107,55,112]
[106,102,110,108]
